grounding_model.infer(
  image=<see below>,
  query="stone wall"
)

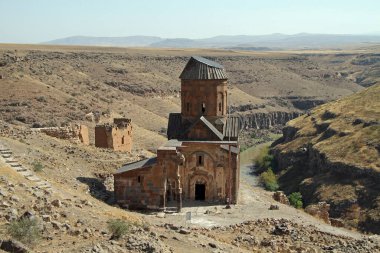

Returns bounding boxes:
[181,79,227,119]
[95,118,132,152]
[35,124,89,145]
[114,165,163,209]
[114,142,239,209]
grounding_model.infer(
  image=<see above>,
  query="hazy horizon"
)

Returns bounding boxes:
[45,31,380,40]
[1,0,380,44]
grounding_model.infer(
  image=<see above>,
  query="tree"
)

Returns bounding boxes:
[289,192,303,209]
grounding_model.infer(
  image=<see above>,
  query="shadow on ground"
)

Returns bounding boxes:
[77,176,114,205]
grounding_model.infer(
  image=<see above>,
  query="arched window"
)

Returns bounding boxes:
[218,92,224,115]
[201,102,206,114]
[197,154,204,166]
[121,136,125,144]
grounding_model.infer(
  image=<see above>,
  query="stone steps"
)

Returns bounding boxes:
[36,181,52,189]
[15,167,27,172]
[0,141,54,192]
[19,170,33,177]
[26,175,41,182]
[5,159,18,163]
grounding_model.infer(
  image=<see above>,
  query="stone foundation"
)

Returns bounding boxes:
[35,124,89,145]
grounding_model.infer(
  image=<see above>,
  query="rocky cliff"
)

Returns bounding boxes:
[272,84,380,234]
[238,111,303,130]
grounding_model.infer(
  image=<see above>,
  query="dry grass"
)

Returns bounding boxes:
[1,43,373,152]
[283,84,380,171]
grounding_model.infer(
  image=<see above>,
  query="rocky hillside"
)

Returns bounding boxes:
[272,84,380,233]
[0,44,380,252]
[1,44,376,151]
[1,157,379,252]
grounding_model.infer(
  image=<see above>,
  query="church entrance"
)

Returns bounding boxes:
[195,183,205,201]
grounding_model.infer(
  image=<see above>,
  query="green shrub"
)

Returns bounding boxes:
[32,161,43,172]
[107,219,130,239]
[259,168,279,191]
[255,145,277,173]
[288,192,303,209]
[7,218,41,245]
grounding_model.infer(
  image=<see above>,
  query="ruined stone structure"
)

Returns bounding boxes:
[36,124,89,145]
[95,118,132,152]
[305,202,331,224]
[114,56,241,210]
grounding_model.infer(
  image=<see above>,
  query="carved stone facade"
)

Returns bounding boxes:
[114,56,241,210]
[95,118,132,152]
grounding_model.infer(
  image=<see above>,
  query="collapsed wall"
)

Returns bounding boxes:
[95,118,132,152]
[35,124,89,145]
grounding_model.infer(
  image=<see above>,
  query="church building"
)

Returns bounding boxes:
[114,56,241,210]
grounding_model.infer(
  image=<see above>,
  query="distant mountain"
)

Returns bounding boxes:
[43,36,162,47]
[43,33,380,49]
[149,38,200,48]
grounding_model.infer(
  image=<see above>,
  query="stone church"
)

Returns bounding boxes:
[114,56,241,210]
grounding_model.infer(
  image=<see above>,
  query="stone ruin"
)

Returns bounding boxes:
[85,111,101,123]
[273,191,290,205]
[34,124,89,145]
[95,118,132,152]
[305,201,331,224]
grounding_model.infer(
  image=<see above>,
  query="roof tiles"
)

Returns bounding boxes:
[179,56,227,80]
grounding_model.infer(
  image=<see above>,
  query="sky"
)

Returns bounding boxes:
[0,0,379,43]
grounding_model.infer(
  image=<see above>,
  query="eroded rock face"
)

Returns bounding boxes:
[272,84,380,234]
[273,191,290,205]
[0,239,29,253]
[239,111,302,130]
[305,202,331,224]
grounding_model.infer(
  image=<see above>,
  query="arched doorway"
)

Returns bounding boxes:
[195,183,205,200]
[166,178,177,201]
[190,176,208,201]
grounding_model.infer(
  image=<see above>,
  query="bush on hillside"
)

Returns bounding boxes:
[32,161,43,172]
[289,192,303,209]
[7,218,41,245]
[255,145,277,174]
[107,219,130,239]
[259,168,279,191]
